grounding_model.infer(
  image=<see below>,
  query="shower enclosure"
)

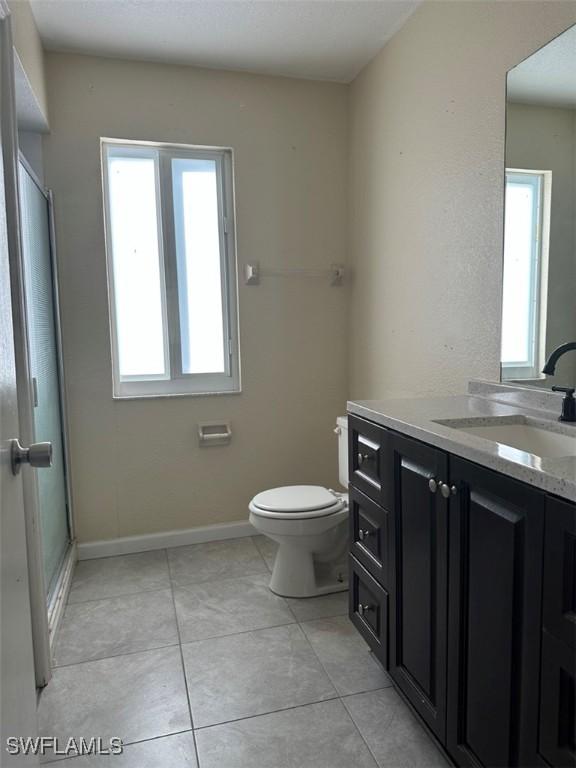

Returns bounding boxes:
[18,156,73,679]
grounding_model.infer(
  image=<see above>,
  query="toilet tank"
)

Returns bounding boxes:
[336,416,349,489]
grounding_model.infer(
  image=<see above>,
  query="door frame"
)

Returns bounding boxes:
[17,154,77,680]
[2,14,54,690]
[1,4,42,757]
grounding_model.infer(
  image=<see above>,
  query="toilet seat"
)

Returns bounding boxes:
[250,485,346,520]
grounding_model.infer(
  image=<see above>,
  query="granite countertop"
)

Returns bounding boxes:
[347,389,576,502]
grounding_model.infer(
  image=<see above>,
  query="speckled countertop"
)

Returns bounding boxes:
[347,387,576,502]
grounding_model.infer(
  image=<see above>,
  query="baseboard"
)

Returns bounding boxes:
[47,540,77,648]
[77,520,256,560]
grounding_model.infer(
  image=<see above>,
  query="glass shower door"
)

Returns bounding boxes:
[18,161,70,597]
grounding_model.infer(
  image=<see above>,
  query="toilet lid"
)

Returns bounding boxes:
[252,485,340,513]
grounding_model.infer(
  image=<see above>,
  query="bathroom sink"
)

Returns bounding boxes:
[434,416,576,459]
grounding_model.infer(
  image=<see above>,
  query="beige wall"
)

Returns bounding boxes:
[44,3,576,543]
[348,1,576,400]
[43,53,348,543]
[9,0,47,122]
[506,103,576,385]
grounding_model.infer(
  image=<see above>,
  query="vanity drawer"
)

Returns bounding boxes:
[349,486,389,587]
[539,630,576,768]
[543,495,576,650]
[348,415,390,507]
[349,555,388,668]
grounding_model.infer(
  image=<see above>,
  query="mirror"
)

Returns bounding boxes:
[501,24,576,389]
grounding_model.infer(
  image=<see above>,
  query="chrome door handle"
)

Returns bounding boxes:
[357,452,370,466]
[428,478,438,493]
[10,439,52,476]
[358,529,372,541]
[440,483,457,499]
[357,603,373,617]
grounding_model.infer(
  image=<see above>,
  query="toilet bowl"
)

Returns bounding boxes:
[248,418,349,598]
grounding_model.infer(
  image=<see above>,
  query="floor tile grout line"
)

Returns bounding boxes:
[166,549,202,768]
[339,693,384,768]
[40,685,393,749]
[168,536,270,586]
[337,682,393,700]
[57,589,346,669]
[292,615,394,698]
[187,682,394,734]
[71,548,170,564]
[295,616,343,694]
[178,618,299,647]
[169,566,276,592]
[52,641,182,670]
[251,535,275,574]
[64,583,174,608]
[192,693,343,731]
[40,689,394,767]
[297,615,394,689]
[52,614,375,679]
[41,728,195,765]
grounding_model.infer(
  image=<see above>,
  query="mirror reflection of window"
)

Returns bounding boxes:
[502,23,576,388]
[501,169,551,380]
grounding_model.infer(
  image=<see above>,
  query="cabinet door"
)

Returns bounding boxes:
[539,630,575,768]
[543,495,576,650]
[446,457,545,768]
[389,433,448,742]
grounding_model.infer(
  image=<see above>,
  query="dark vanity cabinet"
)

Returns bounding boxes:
[388,434,448,741]
[446,458,545,768]
[347,413,576,768]
[539,496,576,768]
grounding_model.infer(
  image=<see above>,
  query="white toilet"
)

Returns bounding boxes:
[249,416,349,598]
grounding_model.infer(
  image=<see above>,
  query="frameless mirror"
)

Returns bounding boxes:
[500,24,576,389]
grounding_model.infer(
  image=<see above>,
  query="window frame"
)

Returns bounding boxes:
[101,138,241,398]
[501,168,551,382]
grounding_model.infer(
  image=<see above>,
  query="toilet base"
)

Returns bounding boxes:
[249,503,349,599]
[270,579,348,599]
[267,536,348,598]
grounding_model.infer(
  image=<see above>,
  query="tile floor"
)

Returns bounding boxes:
[39,536,449,767]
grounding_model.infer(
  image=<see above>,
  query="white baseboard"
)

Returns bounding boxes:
[77,520,256,560]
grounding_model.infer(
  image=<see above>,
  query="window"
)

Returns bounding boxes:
[501,169,550,380]
[102,140,240,397]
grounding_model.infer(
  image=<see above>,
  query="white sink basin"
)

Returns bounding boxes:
[435,417,576,459]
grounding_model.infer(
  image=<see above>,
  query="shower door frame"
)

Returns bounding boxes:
[18,152,76,685]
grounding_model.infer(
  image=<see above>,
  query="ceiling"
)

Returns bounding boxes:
[28,0,420,83]
[507,24,576,108]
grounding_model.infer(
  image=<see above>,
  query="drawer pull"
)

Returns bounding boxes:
[428,478,438,494]
[357,603,373,617]
[440,483,458,498]
[358,529,372,542]
[358,452,370,466]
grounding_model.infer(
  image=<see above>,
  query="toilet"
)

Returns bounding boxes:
[249,416,349,598]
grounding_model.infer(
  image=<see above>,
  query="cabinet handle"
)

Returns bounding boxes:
[357,603,373,617]
[357,452,370,466]
[440,483,458,498]
[358,529,372,541]
[428,478,438,494]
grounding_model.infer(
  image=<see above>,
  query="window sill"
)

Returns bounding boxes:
[112,388,242,400]
[503,375,546,384]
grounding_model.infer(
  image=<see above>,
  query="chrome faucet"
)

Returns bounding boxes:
[542,342,576,423]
